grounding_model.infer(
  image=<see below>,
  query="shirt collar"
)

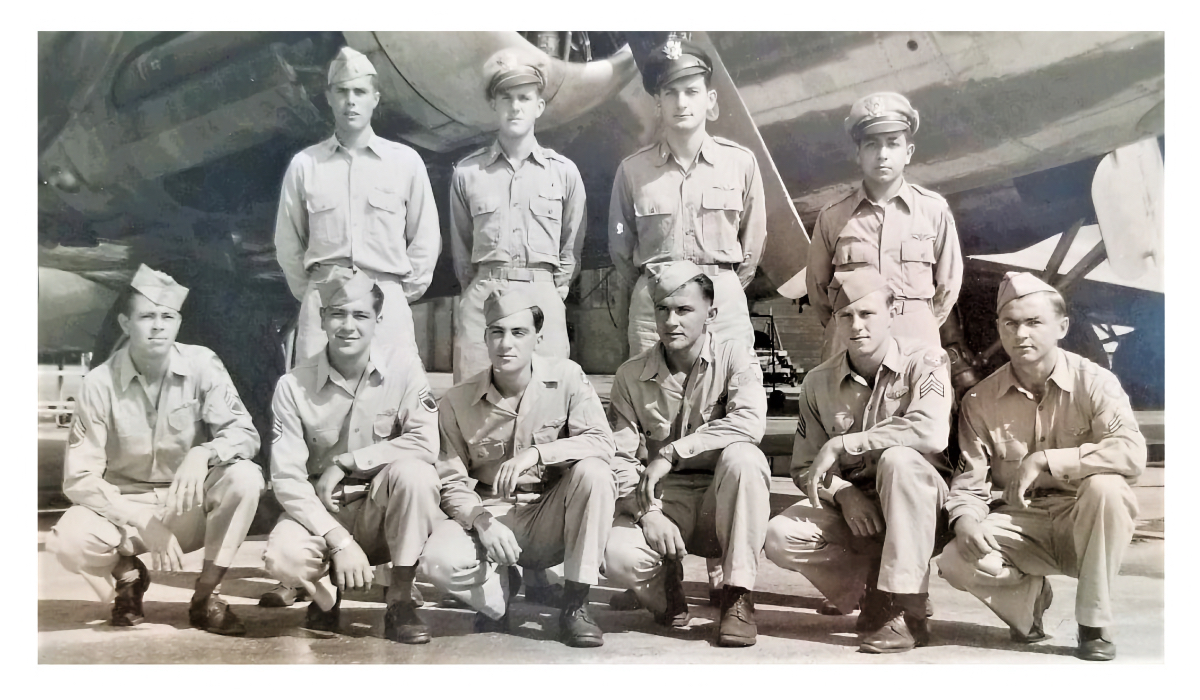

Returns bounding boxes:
[653,134,719,168]
[996,349,1073,400]
[316,343,385,393]
[114,343,191,391]
[854,178,913,211]
[833,338,903,387]
[317,128,384,161]
[640,332,713,383]
[473,355,546,406]
[484,139,548,168]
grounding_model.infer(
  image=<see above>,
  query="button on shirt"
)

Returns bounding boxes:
[946,349,1147,526]
[274,129,441,303]
[608,135,767,288]
[791,338,953,505]
[63,343,261,528]
[807,180,962,328]
[449,141,586,297]
[270,343,447,538]
[437,356,617,521]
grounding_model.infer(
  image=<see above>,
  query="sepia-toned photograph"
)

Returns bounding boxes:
[36,28,1165,664]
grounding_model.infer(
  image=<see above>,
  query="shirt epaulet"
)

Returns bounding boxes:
[455,147,490,168]
[711,135,754,156]
[621,142,660,166]
[819,188,857,217]
[909,183,947,202]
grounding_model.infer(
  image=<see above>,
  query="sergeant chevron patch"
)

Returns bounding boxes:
[919,373,945,398]
[418,388,437,413]
[271,415,282,443]
[69,417,87,448]
[224,385,246,415]
[796,412,807,438]
[1105,414,1122,436]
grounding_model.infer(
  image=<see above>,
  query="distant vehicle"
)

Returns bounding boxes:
[38,350,90,428]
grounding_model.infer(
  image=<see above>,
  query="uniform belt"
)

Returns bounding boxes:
[477,263,555,282]
[308,260,404,285]
[694,263,737,276]
[893,297,932,315]
[474,481,546,496]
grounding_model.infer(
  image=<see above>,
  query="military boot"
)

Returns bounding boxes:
[301,588,342,637]
[859,593,929,654]
[558,581,603,648]
[652,557,690,628]
[189,595,247,636]
[718,586,757,647]
[110,555,149,627]
[384,600,431,644]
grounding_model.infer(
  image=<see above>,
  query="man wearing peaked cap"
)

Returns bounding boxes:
[46,264,264,636]
[807,90,963,363]
[937,271,1146,661]
[275,45,440,365]
[603,262,771,647]
[610,35,767,359]
[263,265,477,644]
[449,48,585,383]
[420,288,621,648]
[764,266,953,653]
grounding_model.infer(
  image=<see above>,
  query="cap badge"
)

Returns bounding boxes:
[663,38,682,60]
[866,98,883,117]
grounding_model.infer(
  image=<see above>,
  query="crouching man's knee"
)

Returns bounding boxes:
[219,460,266,503]
[46,506,122,574]
[263,521,325,586]
[715,442,770,480]
[934,538,976,590]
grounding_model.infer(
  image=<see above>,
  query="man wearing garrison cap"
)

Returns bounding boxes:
[275,45,440,364]
[47,265,264,636]
[263,268,472,644]
[419,288,623,647]
[449,50,586,383]
[807,91,963,362]
[602,261,770,647]
[763,267,954,654]
[936,272,1145,661]
[609,36,767,358]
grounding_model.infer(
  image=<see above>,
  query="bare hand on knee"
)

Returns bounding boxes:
[138,517,184,572]
[640,511,686,560]
[834,486,883,538]
[953,516,1000,561]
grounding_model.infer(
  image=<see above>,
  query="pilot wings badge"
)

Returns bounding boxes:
[663,38,682,60]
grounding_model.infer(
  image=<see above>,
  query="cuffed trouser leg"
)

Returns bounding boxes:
[875,447,947,594]
[764,500,879,614]
[453,274,570,383]
[628,269,755,357]
[296,269,418,365]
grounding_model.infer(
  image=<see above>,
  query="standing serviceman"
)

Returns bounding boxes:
[449,51,586,383]
[936,272,1145,661]
[806,92,962,361]
[46,265,264,636]
[763,267,953,654]
[275,46,440,363]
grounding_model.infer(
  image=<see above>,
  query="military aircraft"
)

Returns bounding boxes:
[38,30,1165,447]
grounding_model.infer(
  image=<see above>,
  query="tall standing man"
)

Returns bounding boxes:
[936,272,1145,661]
[449,52,586,382]
[275,46,441,363]
[807,92,962,361]
[603,261,770,647]
[263,268,451,644]
[763,268,953,654]
[609,38,767,357]
[47,265,264,635]
[419,289,623,647]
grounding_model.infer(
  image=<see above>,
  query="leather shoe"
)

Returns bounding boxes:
[819,598,855,615]
[259,584,306,608]
[652,558,690,628]
[384,600,431,644]
[189,595,246,636]
[559,604,604,647]
[859,610,929,653]
[301,598,341,637]
[473,566,521,634]
[718,586,757,647]
[608,589,643,611]
[1011,579,1053,643]
[111,555,148,627]
[1076,625,1116,661]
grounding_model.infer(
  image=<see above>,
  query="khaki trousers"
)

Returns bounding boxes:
[296,265,418,365]
[603,443,769,615]
[764,447,947,612]
[263,459,444,603]
[936,474,1138,633]
[419,458,617,619]
[453,268,569,383]
[821,298,941,361]
[628,267,754,357]
[46,461,264,604]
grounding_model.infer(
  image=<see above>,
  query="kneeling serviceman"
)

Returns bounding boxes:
[603,261,769,647]
[420,288,622,647]
[47,265,264,634]
[764,267,953,653]
[936,272,1145,661]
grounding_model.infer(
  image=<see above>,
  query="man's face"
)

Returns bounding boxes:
[855,131,914,188]
[656,74,715,134]
[834,289,894,357]
[997,293,1069,368]
[321,293,379,358]
[654,281,715,352]
[327,75,379,133]
[118,293,182,357]
[485,309,540,374]
[490,84,545,140]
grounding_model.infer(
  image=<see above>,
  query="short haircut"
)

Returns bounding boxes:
[370,284,384,315]
[117,289,177,318]
[690,274,715,304]
[1043,290,1067,318]
[855,127,913,147]
[530,305,545,332]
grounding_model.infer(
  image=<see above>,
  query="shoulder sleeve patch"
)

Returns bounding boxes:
[922,349,949,369]
[271,415,283,444]
[223,385,246,415]
[418,387,438,413]
[68,416,87,448]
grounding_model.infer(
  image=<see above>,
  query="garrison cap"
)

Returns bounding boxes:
[996,271,1060,313]
[845,92,919,142]
[484,288,538,326]
[831,267,891,312]
[316,267,375,308]
[484,49,549,98]
[328,46,377,86]
[130,264,188,311]
[641,37,712,94]
[651,260,709,304]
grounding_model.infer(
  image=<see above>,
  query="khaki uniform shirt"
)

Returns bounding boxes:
[791,338,953,505]
[449,140,586,297]
[807,180,962,328]
[947,349,1146,525]
[270,343,457,538]
[610,333,766,516]
[437,357,616,520]
[64,343,260,528]
[274,129,441,303]
[608,135,767,288]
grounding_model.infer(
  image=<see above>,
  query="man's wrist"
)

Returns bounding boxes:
[324,527,353,551]
[472,511,494,531]
[658,443,677,465]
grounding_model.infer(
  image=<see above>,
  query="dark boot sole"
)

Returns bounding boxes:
[562,634,604,648]
[718,634,757,647]
[386,632,432,644]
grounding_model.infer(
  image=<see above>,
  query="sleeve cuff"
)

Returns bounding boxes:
[841,433,867,456]
[1045,447,1082,482]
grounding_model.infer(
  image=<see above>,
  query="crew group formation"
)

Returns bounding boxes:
[47,40,1146,662]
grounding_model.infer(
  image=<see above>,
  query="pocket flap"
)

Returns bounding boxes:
[368,190,401,213]
[900,237,936,263]
[530,197,562,220]
[833,241,873,266]
[306,198,337,214]
[373,410,398,438]
[701,188,743,212]
[634,198,670,217]
[470,197,502,216]
[996,438,1029,462]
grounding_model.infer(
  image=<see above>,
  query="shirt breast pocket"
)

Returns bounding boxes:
[533,417,566,445]
[899,235,937,298]
[996,438,1029,468]
[368,189,406,241]
[470,439,507,464]
[832,239,874,270]
[310,428,341,453]
[633,198,674,254]
[470,196,504,249]
[373,410,398,440]
[306,197,340,246]
[700,187,743,253]
[528,194,563,255]
[167,399,202,433]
